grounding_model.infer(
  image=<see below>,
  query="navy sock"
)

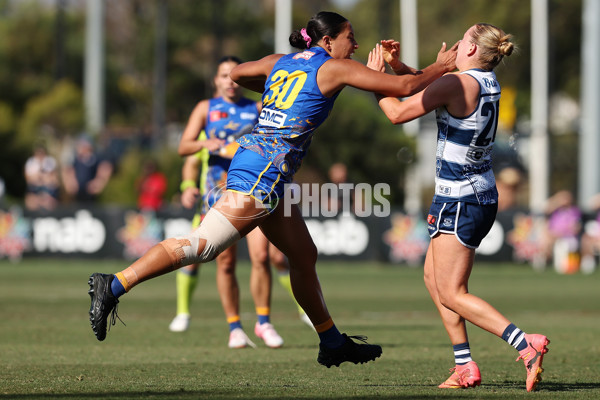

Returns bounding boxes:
[318,325,345,348]
[453,342,472,365]
[502,323,527,351]
[257,314,270,325]
[229,320,242,332]
[110,275,126,298]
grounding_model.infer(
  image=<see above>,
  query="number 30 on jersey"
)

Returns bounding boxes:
[263,70,307,110]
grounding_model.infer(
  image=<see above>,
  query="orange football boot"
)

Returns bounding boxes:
[438,361,481,389]
[516,334,550,392]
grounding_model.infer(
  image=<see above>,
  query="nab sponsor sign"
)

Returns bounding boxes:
[2,206,586,264]
[0,206,195,260]
[33,210,106,253]
[305,215,369,257]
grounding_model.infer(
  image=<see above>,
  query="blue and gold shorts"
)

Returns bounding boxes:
[226,147,286,211]
[426,201,498,248]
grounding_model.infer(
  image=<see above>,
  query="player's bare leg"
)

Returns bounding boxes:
[247,228,283,348]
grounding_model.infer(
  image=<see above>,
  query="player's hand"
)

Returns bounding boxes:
[367,44,386,73]
[380,39,401,67]
[436,41,459,72]
[202,138,226,152]
[181,187,199,209]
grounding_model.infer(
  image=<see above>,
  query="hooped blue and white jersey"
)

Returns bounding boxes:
[433,69,500,205]
[237,46,339,178]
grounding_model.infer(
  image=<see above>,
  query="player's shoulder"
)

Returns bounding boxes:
[437,71,474,88]
[262,53,286,68]
[195,98,212,109]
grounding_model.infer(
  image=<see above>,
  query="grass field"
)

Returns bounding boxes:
[1,258,599,399]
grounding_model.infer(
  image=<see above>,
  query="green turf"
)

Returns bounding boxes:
[1,258,599,399]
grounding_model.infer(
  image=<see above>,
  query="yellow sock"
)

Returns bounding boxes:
[115,272,130,292]
[256,307,270,324]
[176,270,198,315]
[314,317,334,333]
[227,315,242,330]
[278,272,305,315]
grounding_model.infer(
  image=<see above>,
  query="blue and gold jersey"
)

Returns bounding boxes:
[237,47,339,178]
[196,96,258,216]
[205,96,259,171]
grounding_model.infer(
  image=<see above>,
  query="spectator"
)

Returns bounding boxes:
[136,159,167,211]
[321,162,354,215]
[62,136,113,204]
[495,166,523,212]
[24,144,60,211]
[537,190,582,272]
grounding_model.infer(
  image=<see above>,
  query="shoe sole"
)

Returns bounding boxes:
[318,351,382,368]
[169,327,189,332]
[255,334,283,349]
[438,380,481,389]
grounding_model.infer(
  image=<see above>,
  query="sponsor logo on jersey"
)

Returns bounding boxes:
[438,185,452,195]
[259,108,287,128]
[209,110,228,122]
[293,51,315,60]
[240,112,257,120]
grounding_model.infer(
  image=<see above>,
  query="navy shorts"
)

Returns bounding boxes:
[226,147,286,211]
[426,201,498,248]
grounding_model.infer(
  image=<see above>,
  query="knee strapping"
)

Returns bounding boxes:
[160,208,241,268]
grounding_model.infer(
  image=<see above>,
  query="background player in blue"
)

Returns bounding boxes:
[171,56,306,348]
[368,24,549,391]
[88,11,457,367]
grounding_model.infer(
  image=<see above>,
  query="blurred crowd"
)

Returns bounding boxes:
[23,136,114,210]
[22,135,167,213]
[534,190,600,274]
[495,165,599,274]
[9,140,600,274]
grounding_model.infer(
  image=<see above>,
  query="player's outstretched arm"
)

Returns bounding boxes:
[230,54,284,93]
[320,41,457,99]
[379,39,419,75]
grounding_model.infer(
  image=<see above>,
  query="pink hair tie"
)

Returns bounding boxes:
[300,28,312,48]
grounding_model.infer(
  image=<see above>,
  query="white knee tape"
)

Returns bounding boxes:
[190,208,241,263]
[163,209,241,267]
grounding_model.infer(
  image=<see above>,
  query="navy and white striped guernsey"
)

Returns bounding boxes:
[432,68,500,205]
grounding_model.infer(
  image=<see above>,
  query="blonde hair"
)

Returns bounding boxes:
[471,23,515,70]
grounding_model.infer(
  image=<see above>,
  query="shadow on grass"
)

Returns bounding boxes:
[0,391,215,399]
[0,391,455,400]
[4,382,600,400]
[484,380,600,392]
[0,392,520,400]
[541,381,600,391]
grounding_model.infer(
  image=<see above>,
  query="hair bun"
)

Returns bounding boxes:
[498,38,514,56]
